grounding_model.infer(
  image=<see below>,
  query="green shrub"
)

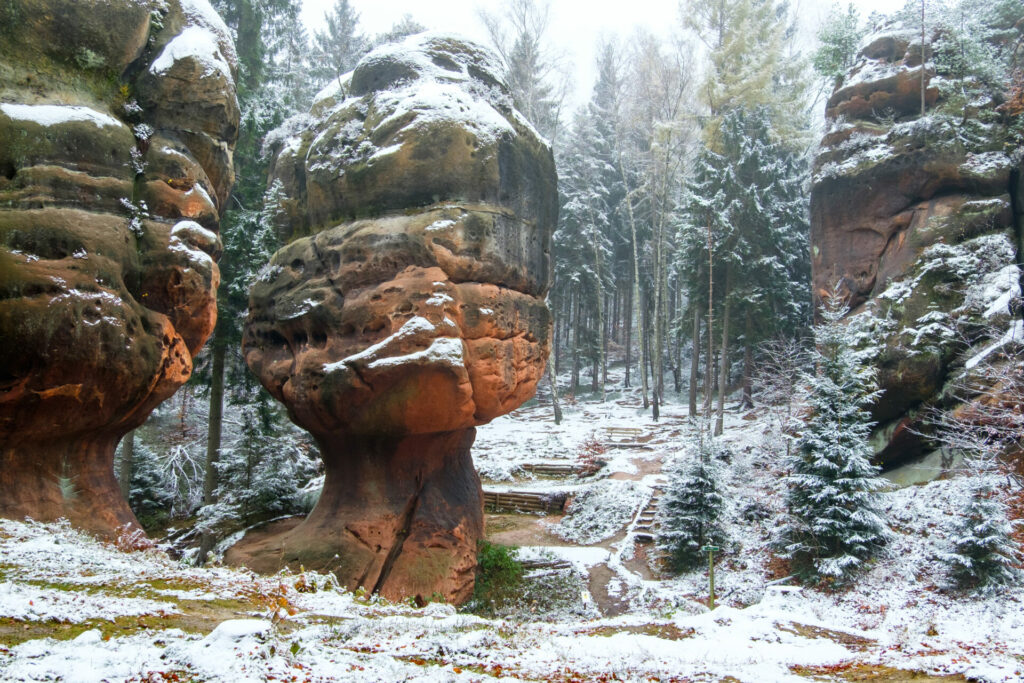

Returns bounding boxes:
[471,541,523,603]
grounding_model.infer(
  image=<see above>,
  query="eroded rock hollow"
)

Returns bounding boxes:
[810,16,1023,467]
[0,0,238,535]
[233,34,555,603]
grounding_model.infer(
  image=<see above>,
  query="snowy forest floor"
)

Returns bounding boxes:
[2,385,1023,681]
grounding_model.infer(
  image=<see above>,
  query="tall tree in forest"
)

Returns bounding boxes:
[312,0,368,84]
[202,0,314,516]
[480,0,569,143]
[683,0,809,145]
[616,32,696,413]
[681,107,810,434]
[554,109,615,397]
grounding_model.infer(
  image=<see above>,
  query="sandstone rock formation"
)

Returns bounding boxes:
[231,34,555,604]
[0,0,238,535]
[810,16,1023,466]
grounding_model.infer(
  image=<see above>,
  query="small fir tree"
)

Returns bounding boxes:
[946,459,1022,593]
[812,3,864,84]
[658,427,726,572]
[312,0,368,83]
[777,289,889,585]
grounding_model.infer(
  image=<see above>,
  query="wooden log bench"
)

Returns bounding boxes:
[521,463,579,477]
[602,426,650,448]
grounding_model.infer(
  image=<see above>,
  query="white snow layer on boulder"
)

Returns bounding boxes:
[150,25,235,84]
[179,0,238,68]
[0,103,123,129]
[277,32,545,173]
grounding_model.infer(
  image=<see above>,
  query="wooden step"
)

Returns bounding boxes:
[520,558,572,571]
[483,489,567,513]
[521,463,579,476]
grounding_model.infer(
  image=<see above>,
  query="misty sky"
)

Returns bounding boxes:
[299,0,903,109]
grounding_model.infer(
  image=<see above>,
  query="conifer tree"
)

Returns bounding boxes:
[946,466,1022,593]
[312,0,367,84]
[777,289,889,585]
[680,107,810,432]
[202,0,313,511]
[812,3,863,84]
[658,428,726,572]
[684,0,808,145]
[480,0,568,143]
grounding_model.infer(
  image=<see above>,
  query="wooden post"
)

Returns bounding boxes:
[701,544,720,609]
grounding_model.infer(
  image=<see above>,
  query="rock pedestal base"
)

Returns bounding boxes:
[225,428,483,604]
[0,436,137,536]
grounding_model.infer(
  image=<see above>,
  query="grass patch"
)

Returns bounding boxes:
[790,662,969,680]
[570,623,695,640]
[778,621,877,651]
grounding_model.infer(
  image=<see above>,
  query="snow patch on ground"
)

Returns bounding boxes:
[555,479,648,545]
[0,582,177,623]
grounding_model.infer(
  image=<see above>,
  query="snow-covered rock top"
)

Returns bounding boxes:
[0,103,125,129]
[150,25,235,85]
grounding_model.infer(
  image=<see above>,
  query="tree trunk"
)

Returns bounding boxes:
[638,288,650,409]
[571,290,581,395]
[703,219,714,420]
[203,331,226,506]
[618,151,648,408]
[741,309,754,410]
[553,305,561,378]
[715,266,732,436]
[624,283,632,388]
[602,291,610,392]
[590,213,606,401]
[118,429,134,500]
[547,363,563,425]
[689,306,700,417]
[612,286,620,345]
[178,386,190,432]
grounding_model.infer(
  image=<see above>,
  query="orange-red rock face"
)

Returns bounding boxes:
[234,34,555,603]
[810,19,1023,466]
[0,0,238,535]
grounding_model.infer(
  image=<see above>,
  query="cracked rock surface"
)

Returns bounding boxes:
[0,0,238,536]
[231,33,555,604]
[810,16,1024,467]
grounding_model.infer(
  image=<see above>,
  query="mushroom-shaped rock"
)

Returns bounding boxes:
[0,0,238,536]
[231,33,555,604]
[810,15,1024,467]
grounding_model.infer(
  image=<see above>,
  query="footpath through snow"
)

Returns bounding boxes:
[1,392,1023,681]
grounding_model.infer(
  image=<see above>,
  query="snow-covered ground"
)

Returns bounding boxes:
[2,386,1022,682]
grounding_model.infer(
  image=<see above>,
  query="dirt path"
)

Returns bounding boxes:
[484,512,564,546]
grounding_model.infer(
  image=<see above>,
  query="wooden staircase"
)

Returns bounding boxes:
[633,489,662,544]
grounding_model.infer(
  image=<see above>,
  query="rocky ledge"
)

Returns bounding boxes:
[810,13,1023,467]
